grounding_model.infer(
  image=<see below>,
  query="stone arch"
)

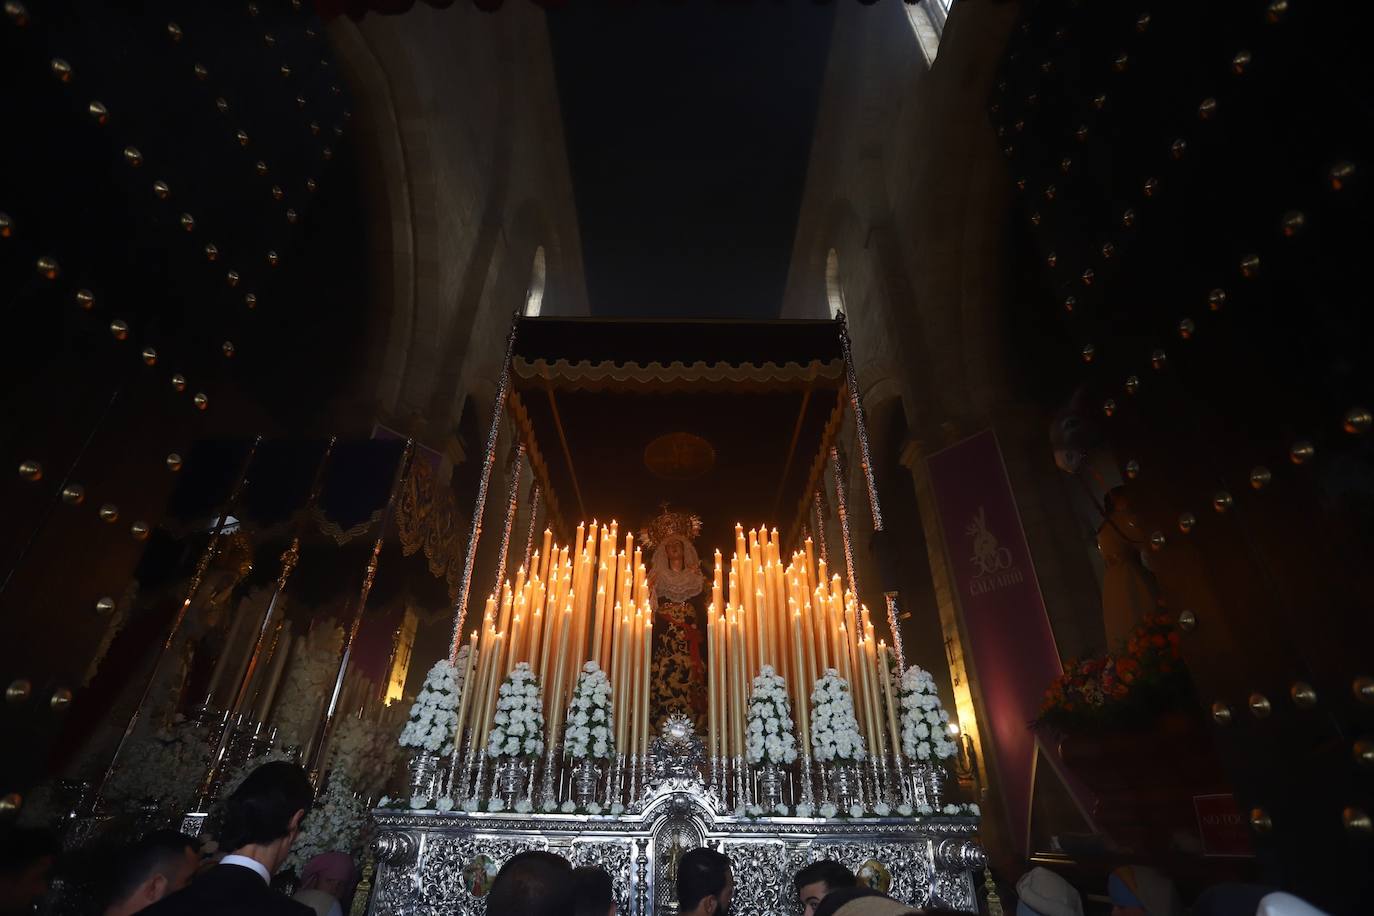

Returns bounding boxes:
[325,17,431,417]
[523,246,547,317]
[825,248,845,319]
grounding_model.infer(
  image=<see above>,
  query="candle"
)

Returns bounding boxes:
[548,602,574,731]
[879,639,902,762]
[253,625,292,722]
[640,612,653,753]
[452,630,479,754]
[707,604,717,756]
[629,606,645,757]
[495,583,514,681]
[477,631,505,750]
[861,627,883,755]
[613,605,629,751]
[790,606,810,753]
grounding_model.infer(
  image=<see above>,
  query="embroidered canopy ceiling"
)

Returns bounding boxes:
[508,318,847,553]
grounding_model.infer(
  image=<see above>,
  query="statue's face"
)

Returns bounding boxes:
[666,539,684,565]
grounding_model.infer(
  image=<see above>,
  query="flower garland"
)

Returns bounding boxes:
[810,669,867,763]
[565,661,614,761]
[285,772,367,875]
[398,652,465,756]
[487,662,545,759]
[219,748,296,804]
[105,715,213,808]
[333,709,405,801]
[1035,614,1188,732]
[274,623,344,749]
[898,666,956,763]
[745,665,798,765]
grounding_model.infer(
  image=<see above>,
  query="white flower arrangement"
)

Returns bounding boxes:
[515,798,534,814]
[564,662,614,761]
[286,773,367,874]
[773,802,789,816]
[587,801,603,815]
[745,665,798,765]
[487,663,545,759]
[873,801,892,816]
[436,797,455,812]
[541,799,558,813]
[334,710,405,800]
[819,802,838,819]
[561,800,576,813]
[794,802,814,818]
[898,665,956,763]
[848,803,864,818]
[897,803,914,817]
[275,624,345,749]
[745,804,764,818]
[399,653,465,756]
[106,715,213,808]
[610,802,625,815]
[809,669,867,763]
[487,797,507,812]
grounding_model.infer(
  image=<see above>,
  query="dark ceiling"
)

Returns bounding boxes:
[546,1,835,319]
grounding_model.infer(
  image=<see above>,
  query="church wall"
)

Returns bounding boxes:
[783,0,1106,863]
[328,3,589,444]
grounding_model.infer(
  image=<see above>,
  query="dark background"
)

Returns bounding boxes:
[548,0,834,318]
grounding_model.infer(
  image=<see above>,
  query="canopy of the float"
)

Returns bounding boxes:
[507,317,846,553]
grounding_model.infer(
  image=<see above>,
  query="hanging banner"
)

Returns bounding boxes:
[926,429,1063,854]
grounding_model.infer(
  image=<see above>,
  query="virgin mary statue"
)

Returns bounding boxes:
[643,506,708,733]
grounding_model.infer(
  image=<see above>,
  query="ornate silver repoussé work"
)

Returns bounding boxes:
[369,720,984,915]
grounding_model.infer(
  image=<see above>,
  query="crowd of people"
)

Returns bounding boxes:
[0,761,1337,916]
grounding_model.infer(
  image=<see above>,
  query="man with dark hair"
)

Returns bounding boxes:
[142,761,315,916]
[102,831,200,916]
[676,847,733,916]
[486,850,571,916]
[571,865,616,916]
[795,860,858,916]
[0,826,61,915]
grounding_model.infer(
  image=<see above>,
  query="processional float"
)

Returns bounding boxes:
[373,315,988,916]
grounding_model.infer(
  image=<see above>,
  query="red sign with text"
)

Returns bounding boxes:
[1193,794,1254,857]
[926,430,1064,854]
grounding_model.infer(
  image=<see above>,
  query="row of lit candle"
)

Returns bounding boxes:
[454,521,655,759]
[707,525,903,762]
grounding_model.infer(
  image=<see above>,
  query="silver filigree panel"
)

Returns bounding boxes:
[569,841,634,916]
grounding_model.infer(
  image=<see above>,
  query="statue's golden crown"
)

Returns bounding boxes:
[640,504,702,549]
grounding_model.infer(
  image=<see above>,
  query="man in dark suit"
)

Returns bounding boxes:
[143,761,315,916]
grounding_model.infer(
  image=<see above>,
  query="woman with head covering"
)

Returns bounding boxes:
[1107,866,1182,916]
[1015,867,1084,916]
[292,853,358,916]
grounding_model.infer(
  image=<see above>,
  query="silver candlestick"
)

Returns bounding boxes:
[800,755,816,807]
[538,743,559,810]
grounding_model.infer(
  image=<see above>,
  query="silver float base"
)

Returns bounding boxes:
[369,787,984,916]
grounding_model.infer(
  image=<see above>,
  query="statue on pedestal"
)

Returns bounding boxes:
[644,507,708,735]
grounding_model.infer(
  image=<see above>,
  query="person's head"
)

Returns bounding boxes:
[676,847,733,916]
[0,826,61,912]
[219,761,313,873]
[812,887,914,916]
[1015,867,1083,916]
[795,860,857,916]
[487,851,571,916]
[571,865,616,916]
[666,537,685,567]
[101,831,199,916]
[299,852,358,905]
[1108,867,1181,916]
